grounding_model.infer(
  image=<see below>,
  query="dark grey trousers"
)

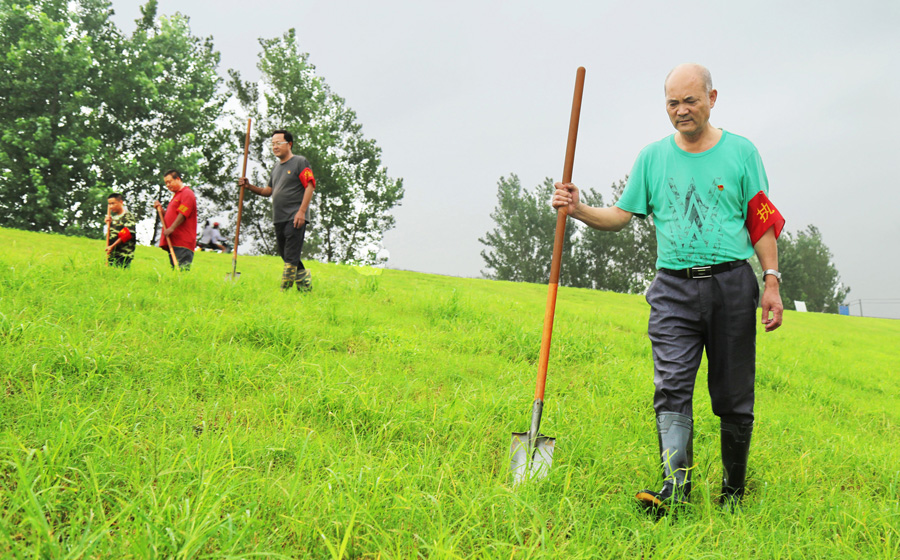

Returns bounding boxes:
[645,262,759,425]
[162,246,193,270]
[274,221,307,269]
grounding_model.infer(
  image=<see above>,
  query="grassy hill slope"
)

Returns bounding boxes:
[1,227,898,558]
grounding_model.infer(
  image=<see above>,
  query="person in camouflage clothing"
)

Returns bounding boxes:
[105,193,137,268]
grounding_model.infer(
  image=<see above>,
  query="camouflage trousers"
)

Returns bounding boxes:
[107,253,133,268]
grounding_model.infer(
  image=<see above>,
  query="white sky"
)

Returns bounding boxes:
[111,0,900,319]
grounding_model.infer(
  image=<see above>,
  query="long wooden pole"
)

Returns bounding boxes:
[231,118,252,276]
[155,205,180,269]
[104,208,111,266]
[533,66,585,403]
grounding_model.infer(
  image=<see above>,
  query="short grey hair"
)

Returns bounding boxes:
[664,63,713,94]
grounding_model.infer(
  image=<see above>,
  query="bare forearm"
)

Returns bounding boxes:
[170,213,186,230]
[754,228,783,330]
[753,228,778,271]
[571,204,633,232]
[754,228,781,289]
[161,213,186,238]
[298,187,314,216]
[246,183,272,197]
[552,182,633,231]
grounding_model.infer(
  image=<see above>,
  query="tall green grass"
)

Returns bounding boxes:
[0,226,898,559]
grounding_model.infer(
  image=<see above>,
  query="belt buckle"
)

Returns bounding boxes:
[688,265,712,279]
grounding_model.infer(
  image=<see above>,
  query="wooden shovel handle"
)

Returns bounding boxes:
[233,118,252,265]
[104,208,111,266]
[155,204,180,268]
[535,67,585,401]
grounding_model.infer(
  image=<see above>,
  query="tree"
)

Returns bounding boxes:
[479,175,578,284]
[0,0,104,235]
[0,0,230,239]
[228,29,403,265]
[776,225,849,313]
[103,1,232,243]
[480,175,656,293]
[573,178,657,293]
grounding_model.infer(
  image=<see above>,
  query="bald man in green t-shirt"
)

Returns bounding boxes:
[552,63,784,514]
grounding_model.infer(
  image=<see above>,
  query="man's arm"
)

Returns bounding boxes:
[293,185,315,228]
[754,228,783,332]
[107,214,135,253]
[163,213,186,237]
[552,182,633,231]
[238,177,272,197]
[106,239,120,254]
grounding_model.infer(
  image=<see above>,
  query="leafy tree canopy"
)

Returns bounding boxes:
[0,0,230,239]
[478,175,576,284]
[777,225,849,313]
[480,175,655,293]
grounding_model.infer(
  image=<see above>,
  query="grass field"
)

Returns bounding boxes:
[0,226,898,559]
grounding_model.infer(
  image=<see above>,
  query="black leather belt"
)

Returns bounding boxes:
[660,260,747,279]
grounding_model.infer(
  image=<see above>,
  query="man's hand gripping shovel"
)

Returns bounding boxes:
[228,118,252,280]
[154,204,180,270]
[510,67,585,485]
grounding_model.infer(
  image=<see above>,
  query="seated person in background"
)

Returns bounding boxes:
[199,221,230,252]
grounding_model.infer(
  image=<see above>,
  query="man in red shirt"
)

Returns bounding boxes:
[153,169,197,270]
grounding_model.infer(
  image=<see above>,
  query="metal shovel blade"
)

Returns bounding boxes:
[510,432,555,485]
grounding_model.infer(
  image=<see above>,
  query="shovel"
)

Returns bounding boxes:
[104,208,111,266]
[510,66,585,484]
[155,204,180,270]
[228,117,252,280]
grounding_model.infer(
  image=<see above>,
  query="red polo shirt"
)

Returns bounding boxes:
[160,186,197,251]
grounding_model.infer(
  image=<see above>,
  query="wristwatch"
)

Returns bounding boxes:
[763,269,782,283]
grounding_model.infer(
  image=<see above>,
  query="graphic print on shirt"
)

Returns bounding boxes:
[662,177,725,266]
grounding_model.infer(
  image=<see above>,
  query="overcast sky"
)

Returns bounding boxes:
[111,0,900,319]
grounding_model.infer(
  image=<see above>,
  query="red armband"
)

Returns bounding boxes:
[117,227,133,242]
[300,167,316,188]
[746,191,785,245]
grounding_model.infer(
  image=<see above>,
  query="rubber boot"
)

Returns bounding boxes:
[636,412,693,513]
[281,263,297,291]
[720,421,753,510]
[295,268,312,292]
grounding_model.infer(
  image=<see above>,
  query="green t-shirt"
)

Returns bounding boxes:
[615,130,769,270]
